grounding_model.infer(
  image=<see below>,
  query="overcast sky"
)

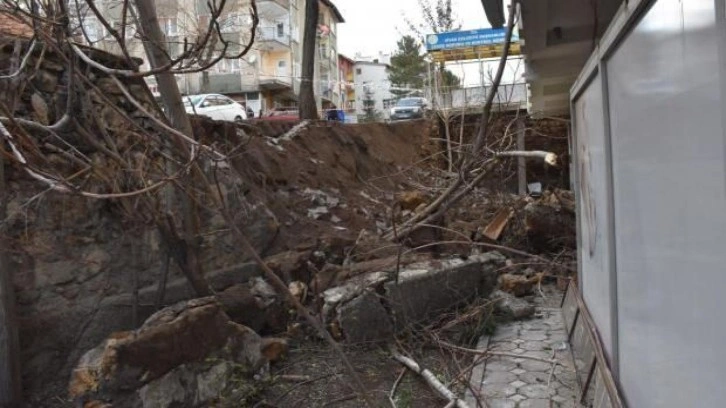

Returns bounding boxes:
[336,0,490,57]
[335,0,523,86]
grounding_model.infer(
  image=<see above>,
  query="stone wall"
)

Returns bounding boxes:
[0,36,278,405]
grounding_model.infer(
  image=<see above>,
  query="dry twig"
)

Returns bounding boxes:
[390,347,472,408]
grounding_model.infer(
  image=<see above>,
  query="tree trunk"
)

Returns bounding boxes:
[0,39,24,408]
[133,0,212,297]
[0,141,22,406]
[299,0,319,119]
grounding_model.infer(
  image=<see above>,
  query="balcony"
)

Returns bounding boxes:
[202,73,260,94]
[259,73,293,91]
[258,26,291,50]
[257,0,290,19]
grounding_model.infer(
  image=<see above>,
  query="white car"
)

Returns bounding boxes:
[183,94,248,122]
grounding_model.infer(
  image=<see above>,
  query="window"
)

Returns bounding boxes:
[218,96,234,105]
[201,96,215,107]
[159,17,178,36]
[356,68,362,75]
[276,22,285,38]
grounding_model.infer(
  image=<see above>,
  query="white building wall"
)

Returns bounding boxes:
[572,0,726,406]
[353,62,393,118]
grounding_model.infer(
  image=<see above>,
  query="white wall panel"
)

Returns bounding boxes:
[606,0,726,406]
[573,73,614,359]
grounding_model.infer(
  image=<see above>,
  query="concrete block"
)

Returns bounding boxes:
[337,291,393,344]
[384,252,504,325]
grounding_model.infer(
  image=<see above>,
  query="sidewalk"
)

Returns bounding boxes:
[465,302,582,408]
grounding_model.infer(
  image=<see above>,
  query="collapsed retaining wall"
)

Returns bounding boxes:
[324,252,506,344]
[1,37,434,404]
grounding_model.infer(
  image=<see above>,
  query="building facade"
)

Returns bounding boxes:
[338,54,355,116]
[353,59,394,120]
[74,0,343,116]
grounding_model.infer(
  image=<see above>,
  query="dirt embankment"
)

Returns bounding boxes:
[8,109,572,405]
[7,118,439,405]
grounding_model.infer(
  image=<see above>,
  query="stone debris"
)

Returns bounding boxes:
[69,297,268,407]
[491,290,536,320]
[499,273,542,297]
[397,190,428,211]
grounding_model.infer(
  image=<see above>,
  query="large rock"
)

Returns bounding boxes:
[217,278,287,334]
[491,290,535,320]
[69,297,267,407]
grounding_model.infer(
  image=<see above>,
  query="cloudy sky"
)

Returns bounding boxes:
[336,0,490,58]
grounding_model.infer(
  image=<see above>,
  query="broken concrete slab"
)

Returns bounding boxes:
[322,271,389,321]
[325,252,505,343]
[337,291,393,344]
[384,252,505,326]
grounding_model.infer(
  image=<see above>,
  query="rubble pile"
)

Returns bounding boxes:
[1,35,576,406]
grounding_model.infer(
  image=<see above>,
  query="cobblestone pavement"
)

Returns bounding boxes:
[465,305,583,408]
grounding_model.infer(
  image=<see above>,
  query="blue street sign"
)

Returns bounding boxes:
[425,28,518,51]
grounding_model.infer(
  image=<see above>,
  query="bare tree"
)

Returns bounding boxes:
[299,0,319,119]
[0,0,258,401]
[385,1,523,241]
[0,2,379,404]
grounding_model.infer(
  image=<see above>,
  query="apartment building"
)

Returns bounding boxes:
[73,0,343,115]
[353,59,394,120]
[338,54,355,111]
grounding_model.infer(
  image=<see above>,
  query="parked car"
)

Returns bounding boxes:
[183,94,248,122]
[390,97,429,121]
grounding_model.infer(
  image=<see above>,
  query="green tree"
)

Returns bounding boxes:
[388,35,426,96]
[439,68,461,89]
[359,87,382,123]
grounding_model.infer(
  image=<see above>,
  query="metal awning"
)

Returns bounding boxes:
[517,0,622,116]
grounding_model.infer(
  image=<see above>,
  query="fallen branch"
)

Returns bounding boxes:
[495,150,557,166]
[390,348,471,408]
[436,340,563,365]
[389,368,407,408]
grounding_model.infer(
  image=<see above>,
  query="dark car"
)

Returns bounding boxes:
[390,97,429,121]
